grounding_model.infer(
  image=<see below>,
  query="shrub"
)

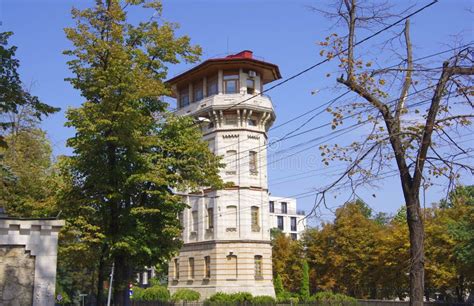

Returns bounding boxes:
[276,291,293,303]
[132,285,170,302]
[171,289,201,302]
[130,286,145,301]
[309,291,357,305]
[204,292,253,305]
[252,295,276,305]
[273,275,284,296]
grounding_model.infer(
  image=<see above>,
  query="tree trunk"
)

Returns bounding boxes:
[114,255,132,306]
[406,194,424,306]
[97,254,106,306]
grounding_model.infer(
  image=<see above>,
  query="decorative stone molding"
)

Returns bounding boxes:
[222,134,239,139]
[0,218,64,306]
[247,134,260,140]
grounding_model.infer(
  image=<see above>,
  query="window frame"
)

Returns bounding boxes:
[269,201,275,213]
[277,216,284,230]
[291,217,297,231]
[204,256,211,279]
[251,206,260,232]
[246,78,255,94]
[249,151,258,175]
[193,80,204,102]
[223,71,239,94]
[207,75,218,96]
[179,87,190,108]
[281,202,288,214]
[188,257,195,279]
[254,255,263,279]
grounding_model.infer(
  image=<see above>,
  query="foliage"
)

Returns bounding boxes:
[309,291,358,304]
[271,230,304,292]
[204,292,253,305]
[131,285,169,302]
[300,189,474,301]
[171,289,201,302]
[300,260,310,300]
[0,31,59,149]
[251,295,276,305]
[273,274,284,296]
[0,129,59,217]
[60,0,222,303]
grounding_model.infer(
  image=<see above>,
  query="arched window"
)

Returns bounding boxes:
[251,206,260,232]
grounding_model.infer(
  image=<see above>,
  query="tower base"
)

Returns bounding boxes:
[168,240,275,300]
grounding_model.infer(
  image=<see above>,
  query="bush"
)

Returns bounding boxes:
[276,291,293,303]
[171,289,201,302]
[309,291,357,305]
[251,295,276,305]
[131,285,170,302]
[204,292,253,305]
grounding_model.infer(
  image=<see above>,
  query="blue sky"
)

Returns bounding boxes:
[1,0,472,224]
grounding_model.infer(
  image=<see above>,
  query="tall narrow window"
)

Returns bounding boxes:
[225,150,237,175]
[281,202,288,214]
[194,81,203,101]
[178,212,184,226]
[291,217,297,231]
[204,256,211,279]
[249,151,258,174]
[192,211,198,232]
[179,87,189,107]
[277,216,284,230]
[173,258,179,279]
[227,255,238,279]
[207,76,218,96]
[254,255,263,279]
[269,201,275,213]
[226,205,237,231]
[223,71,239,94]
[188,257,195,279]
[207,208,214,229]
[251,206,260,232]
[246,79,255,94]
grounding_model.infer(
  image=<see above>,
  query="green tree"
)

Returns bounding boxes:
[61,0,222,304]
[271,230,304,293]
[0,128,60,217]
[300,260,310,301]
[0,31,58,187]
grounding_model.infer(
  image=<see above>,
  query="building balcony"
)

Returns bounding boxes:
[175,93,274,117]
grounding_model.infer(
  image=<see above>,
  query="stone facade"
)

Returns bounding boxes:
[166,50,281,299]
[0,246,35,305]
[0,218,64,306]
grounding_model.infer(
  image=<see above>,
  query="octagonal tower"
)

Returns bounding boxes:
[165,50,281,298]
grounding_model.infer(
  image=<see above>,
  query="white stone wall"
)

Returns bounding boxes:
[170,70,276,299]
[0,219,64,306]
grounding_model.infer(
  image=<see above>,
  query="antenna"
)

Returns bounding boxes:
[226,36,229,55]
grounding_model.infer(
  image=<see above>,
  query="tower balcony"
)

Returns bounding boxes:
[174,93,275,118]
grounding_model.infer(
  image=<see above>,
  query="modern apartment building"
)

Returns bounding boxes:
[165,50,281,298]
[268,196,306,240]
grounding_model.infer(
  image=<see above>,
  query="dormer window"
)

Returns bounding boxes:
[223,71,239,94]
[179,87,189,107]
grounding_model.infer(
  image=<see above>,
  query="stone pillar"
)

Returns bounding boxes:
[0,218,65,306]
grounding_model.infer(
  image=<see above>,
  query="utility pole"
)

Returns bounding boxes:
[107,262,115,306]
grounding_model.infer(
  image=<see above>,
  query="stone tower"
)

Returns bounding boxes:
[165,50,281,299]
